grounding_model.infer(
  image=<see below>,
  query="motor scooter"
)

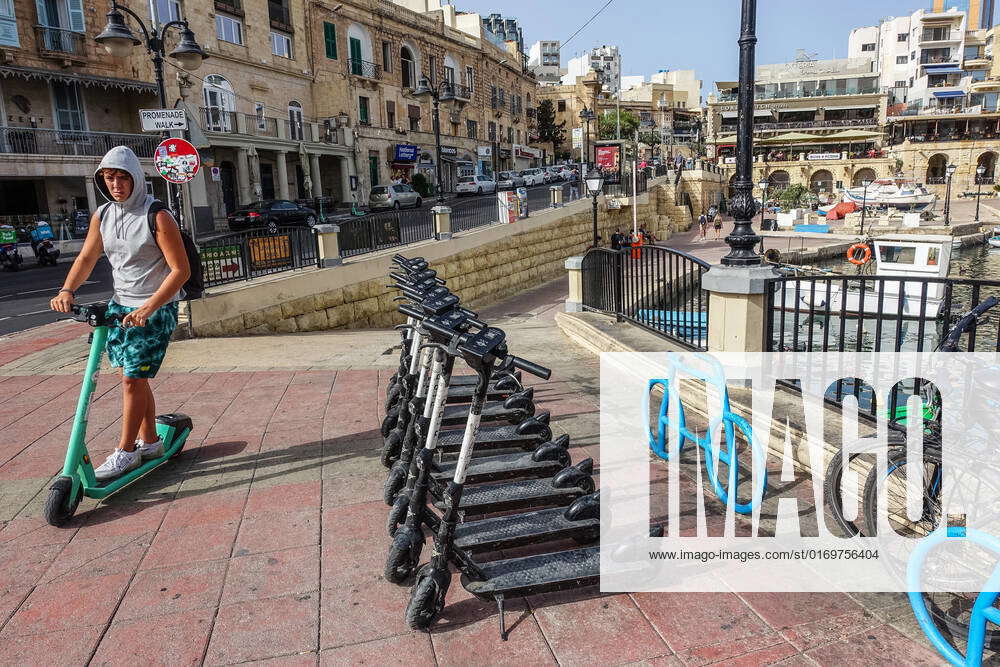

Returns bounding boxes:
[30,222,59,266]
[0,241,22,271]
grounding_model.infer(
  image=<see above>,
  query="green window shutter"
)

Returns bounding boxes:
[324,22,337,59]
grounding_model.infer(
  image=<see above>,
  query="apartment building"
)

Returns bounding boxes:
[930,0,996,30]
[528,40,564,86]
[563,45,621,95]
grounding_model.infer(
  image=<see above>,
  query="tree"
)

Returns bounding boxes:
[535,100,565,164]
[598,109,639,139]
[777,184,810,211]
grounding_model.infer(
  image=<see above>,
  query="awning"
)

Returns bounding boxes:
[933,90,966,98]
[758,131,824,144]
[823,104,877,111]
[753,109,773,117]
[0,65,158,93]
[778,107,817,113]
[716,81,738,90]
[821,129,883,140]
[927,67,964,74]
[714,134,737,143]
[720,111,738,119]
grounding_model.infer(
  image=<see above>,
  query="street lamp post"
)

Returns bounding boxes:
[758,178,768,230]
[976,164,986,222]
[95,4,207,218]
[579,108,595,171]
[859,179,871,236]
[722,0,762,266]
[585,170,604,247]
[943,163,957,226]
[413,77,456,205]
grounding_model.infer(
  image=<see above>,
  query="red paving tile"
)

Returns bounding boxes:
[205,592,319,665]
[632,592,775,655]
[0,625,104,667]
[319,633,434,666]
[40,531,152,583]
[531,592,669,664]
[0,516,79,547]
[741,592,865,630]
[245,480,323,515]
[116,559,227,621]
[319,583,414,649]
[235,507,320,555]
[430,596,555,667]
[3,571,131,636]
[159,491,247,531]
[91,607,215,666]
[703,640,800,666]
[221,545,320,605]
[79,502,170,538]
[804,624,942,665]
[141,520,240,570]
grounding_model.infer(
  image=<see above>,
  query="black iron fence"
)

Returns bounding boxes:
[199,226,319,287]
[339,209,434,258]
[0,127,157,157]
[451,198,499,232]
[581,245,710,350]
[603,171,649,197]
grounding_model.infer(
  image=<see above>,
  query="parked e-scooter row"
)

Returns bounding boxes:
[378,255,603,639]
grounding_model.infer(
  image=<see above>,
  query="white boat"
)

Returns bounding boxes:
[843,178,937,210]
[773,235,952,319]
[988,228,1000,248]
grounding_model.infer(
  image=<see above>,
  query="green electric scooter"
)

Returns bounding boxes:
[43,301,193,527]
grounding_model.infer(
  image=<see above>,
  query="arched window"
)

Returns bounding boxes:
[926,154,948,183]
[400,46,415,88]
[852,168,878,187]
[347,23,373,76]
[767,170,791,191]
[288,101,303,141]
[203,75,235,132]
[809,169,834,193]
[443,55,458,86]
[977,151,997,184]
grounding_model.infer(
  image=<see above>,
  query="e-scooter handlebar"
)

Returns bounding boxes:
[70,302,124,327]
[507,355,551,380]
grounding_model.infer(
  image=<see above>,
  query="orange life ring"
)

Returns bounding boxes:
[847,243,871,265]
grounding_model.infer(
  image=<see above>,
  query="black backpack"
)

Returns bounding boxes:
[99,200,204,299]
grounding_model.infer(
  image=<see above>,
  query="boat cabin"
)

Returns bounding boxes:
[872,234,951,299]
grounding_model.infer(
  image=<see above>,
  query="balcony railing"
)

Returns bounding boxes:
[348,58,382,80]
[244,113,278,137]
[750,118,878,131]
[34,26,86,59]
[0,127,157,157]
[450,83,471,100]
[286,120,305,140]
[919,55,958,65]
[201,107,238,133]
[716,87,881,102]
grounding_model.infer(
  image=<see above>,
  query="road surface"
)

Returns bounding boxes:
[0,257,114,336]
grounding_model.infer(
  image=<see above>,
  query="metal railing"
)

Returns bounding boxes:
[581,245,710,350]
[451,198,499,232]
[603,171,649,197]
[717,87,881,102]
[34,25,86,57]
[450,83,471,100]
[245,114,278,137]
[339,208,433,258]
[286,120,305,141]
[751,118,878,131]
[201,107,237,133]
[349,58,382,80]
[0,127,157,157]
[199,226,319,287]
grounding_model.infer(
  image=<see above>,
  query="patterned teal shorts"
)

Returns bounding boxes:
[106,301,178,379]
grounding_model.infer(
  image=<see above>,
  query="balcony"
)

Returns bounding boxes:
[348,58,381,80]
[919,54,958,67]
[716,87,881,102]
[753,118,878,131]
[919,30,962,45]
[450,83,471,101]
[268,0,292,31]
[201,107,239,133]
[964,56,993,69]
[243,113,278,137]
[215,0,243,16]
[0,127,157,157]
[34,26,86,62]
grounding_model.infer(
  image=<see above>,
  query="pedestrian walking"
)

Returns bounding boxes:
[569,168,580,201]
[611,228,623,250]
[698,211,708,240]
[713,212,724,240]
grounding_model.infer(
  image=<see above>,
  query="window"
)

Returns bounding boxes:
[557,99,566,112]
[323,22,337,59]
[911,50,916,60]
[400,46,415,87]
[36,0,84,32]
[894,80,907,88]
[909,77,914,87]
[216,13,243,45]
[255,101,265,130]
[271,31,292,58]
[408,104,420,131]
[965,45,981,60]
[488,121,496,141]
[382,41,392,72]
[861,43,875,52]
[897,32,908,42]
[288,101,303,139]
[358,96,370,125]
[972,69,987,81]
[467,119,477,139]
[52,81,85,132]
[444,65,455,85]
[0,0,18,47]
[428,55,437,84]
[203,74,235,131]
[151,0,181,25]
[386,101,395,128]
[349,36,363,74]
[896,55,908,64]
[516,129,521,143]
[507,126,513,143]
[466,65,474,92]
[499,88,506,105]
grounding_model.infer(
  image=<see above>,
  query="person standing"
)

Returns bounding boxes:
[713,211,724,240]
[610,228,622,250]
[569,168,580,201]
[698,211,708,240]
[50,146,190,480]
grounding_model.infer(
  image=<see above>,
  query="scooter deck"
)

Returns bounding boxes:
[454,507,599,553]
[432,451,564,485]
[435,418,550,452]
[462,546,599,599]
[434,477,589,515]
[440,401,530,427]
[441,371,521,387]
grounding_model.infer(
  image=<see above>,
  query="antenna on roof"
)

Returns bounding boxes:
[794,49,818,62]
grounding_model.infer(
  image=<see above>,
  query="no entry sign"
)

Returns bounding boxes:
[154,137,201,184]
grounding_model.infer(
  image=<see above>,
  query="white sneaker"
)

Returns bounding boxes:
[94,448,141,481]
[137,437,164,460]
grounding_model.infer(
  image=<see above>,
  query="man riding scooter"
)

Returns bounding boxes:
[50,146,190,481]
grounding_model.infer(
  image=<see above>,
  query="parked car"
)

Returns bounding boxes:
[227,200,318,231]
[455,174,497,196]
[369,183,423,210]
[496,171,526,190]
[520,168,545,186]
[544,166,565,182]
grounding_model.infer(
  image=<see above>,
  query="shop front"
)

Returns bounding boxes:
[498,148,512,172]
[389,143,419,185]
[439,145,459,193]
[477,145,494,177]
[513,144,542,170]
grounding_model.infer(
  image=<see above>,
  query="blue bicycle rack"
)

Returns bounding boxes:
[908,526,1000,667]
[643,352,767,515]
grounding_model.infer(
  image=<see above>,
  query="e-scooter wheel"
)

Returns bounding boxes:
[380,430,402,468]
[381,406,400,438]
[386,494,408,536]
[384,529,422,584]
[406,568,449,630]
[383,462,407,505]
[43,476,80,527]
[384,383,401,410]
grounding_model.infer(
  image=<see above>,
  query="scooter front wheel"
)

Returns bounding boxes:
[406,569,448,630]
[386,493,408,536]
[43,476,80,527]
[383,462,407,505]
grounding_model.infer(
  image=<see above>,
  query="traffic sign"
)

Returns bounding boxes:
[154,138,201,184]
[140,109,188,131]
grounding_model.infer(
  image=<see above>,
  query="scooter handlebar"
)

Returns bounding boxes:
[508,355,551,380]
[419,316,460,340]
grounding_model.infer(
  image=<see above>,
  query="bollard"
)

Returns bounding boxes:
[549,185,563,208]
[313,224,342,267]
[432,205,452,241]
[564,255,584,312]
[702,265,778,352]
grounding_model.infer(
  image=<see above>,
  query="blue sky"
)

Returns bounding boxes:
[460,0,932,95]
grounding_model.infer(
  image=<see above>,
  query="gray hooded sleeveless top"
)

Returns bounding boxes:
[95,146,183,307]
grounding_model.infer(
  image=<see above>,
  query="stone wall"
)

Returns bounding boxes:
[189,176,693,337]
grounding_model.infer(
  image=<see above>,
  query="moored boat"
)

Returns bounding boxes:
[843,178,937,210]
